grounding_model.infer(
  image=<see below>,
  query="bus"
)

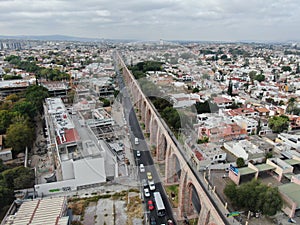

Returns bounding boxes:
[153,192,166,217]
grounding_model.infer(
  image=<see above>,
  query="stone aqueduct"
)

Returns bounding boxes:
[117,55,225,225]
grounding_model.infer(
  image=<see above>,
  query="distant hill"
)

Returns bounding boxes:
[0,35,140,43]
[0,34,103,42]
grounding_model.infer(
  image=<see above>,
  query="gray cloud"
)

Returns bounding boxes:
[0,0,299,41]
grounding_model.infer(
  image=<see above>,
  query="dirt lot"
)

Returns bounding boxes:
[69,190,144,225]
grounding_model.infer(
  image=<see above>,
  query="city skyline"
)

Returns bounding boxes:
[1,0,300,42]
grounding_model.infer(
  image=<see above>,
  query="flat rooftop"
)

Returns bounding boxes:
[279,183,300,208]
[238,167,256,175]
[4,196,69,225]
[255,164,276,172]
[285,159,300,166]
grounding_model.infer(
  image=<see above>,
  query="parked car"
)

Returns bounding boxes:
[140,164,145,172]
[136,150,141,157]
[147,171,153,180]
[148,200,154,210]
[150,217,157,225]
[148,180,155,191]
[144,188,150,197]
[135,138,139,145]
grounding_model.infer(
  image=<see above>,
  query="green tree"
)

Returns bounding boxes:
[268,115,289,133]
[254,74,265,82]
[12,100,37,119]
[0,159,7,173]
[3,75,22,80]
[66,89,76,104]
[296,63,300,74]
[261,187,282,216]
[0,110,14,134]
[0,186,14,210]
[2,166,34,190]
[249,71,257,82]
[99,97,111,107]
[5,121,35,154]
[25,85,49,114]
[195,101,219,114]
[223,181,237,200]
[227,80,233,96]
[113,90,120,98]
[286,97,296,114]
[192,87,200,93]
[236,157,245,168]
[197,137,209,144]
[224,179,282,216]
[5,94,20,103]
[281,65,292,72]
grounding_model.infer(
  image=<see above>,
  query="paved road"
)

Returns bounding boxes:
[114,58,175,225]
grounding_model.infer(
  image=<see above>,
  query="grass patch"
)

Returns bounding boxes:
[165,184,179,208]
[126,195,143,225]
[189,218,198,225]
[128,188,139,193]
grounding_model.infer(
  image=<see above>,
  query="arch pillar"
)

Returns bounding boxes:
[141,101,146,123]
[157,133,167,161]
[165,152,180,184]
[150,118,158,147]
[145,107,151,133]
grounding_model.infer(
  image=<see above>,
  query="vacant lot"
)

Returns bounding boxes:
[69,190,143,225]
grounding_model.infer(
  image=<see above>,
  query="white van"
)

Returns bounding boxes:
[134,138,139,145]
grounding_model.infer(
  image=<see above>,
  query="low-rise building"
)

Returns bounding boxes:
[279,175,300,218]
[35,97,116,196]
[212,96,233,108]
[223,139,265,160]
[232,116,258,134]
[277,133,300,150]
[2,196,69,225]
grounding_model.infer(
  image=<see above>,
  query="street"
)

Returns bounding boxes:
[115,58,176,224]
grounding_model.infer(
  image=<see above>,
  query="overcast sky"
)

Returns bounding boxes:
[1,0,300,41]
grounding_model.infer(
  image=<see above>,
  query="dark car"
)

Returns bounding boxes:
[150,217,157,225]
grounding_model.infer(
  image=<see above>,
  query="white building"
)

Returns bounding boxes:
[224,139,265,160]
[277,133,300,150]
[36,98,116,197]
[232,116,258,134]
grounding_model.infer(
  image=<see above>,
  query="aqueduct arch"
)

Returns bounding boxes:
[157,132,168,161]
[118,53,228,225]
[166,152,182,183]
[144,107,151,133]
[149,117,158,147]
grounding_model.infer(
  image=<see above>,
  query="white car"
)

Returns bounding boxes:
[144,188,150,197]
[136,150,141,157]
[148,180,155,191]
[140,164,145,172]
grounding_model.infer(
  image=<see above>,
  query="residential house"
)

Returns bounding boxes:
[212,96,233,108]
[232,116,258,135]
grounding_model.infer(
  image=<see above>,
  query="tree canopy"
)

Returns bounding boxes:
[254,74,265,82]
[5,55,69,81]
[25,85,49,113]
[224,179,282,216]
[5,121,35,154]
[236,157,245,168]
[128,61,164,79]
[268,115,289,133]
[0,165,35,216]
[195,101,219,114]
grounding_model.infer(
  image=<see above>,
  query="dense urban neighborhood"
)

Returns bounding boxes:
[0,38,300,225]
